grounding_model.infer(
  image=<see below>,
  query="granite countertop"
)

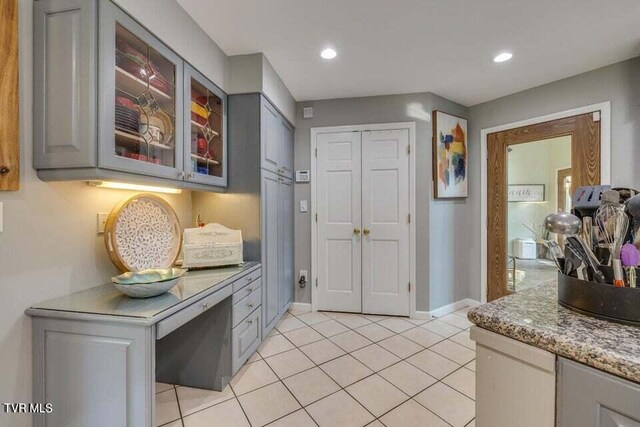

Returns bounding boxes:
[468,282,640,383]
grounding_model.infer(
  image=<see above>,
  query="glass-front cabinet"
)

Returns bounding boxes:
[184,65,227,187]
[99,1,184,180]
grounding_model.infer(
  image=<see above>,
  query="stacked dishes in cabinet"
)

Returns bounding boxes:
[113,23,177,167]
[189,80,223,178]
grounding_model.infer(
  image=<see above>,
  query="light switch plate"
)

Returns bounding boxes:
[97,213,109,234]
[300,200,308,213]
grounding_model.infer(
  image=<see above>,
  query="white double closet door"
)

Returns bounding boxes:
[317,129,410,316]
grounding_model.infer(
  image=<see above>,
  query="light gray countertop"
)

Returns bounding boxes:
[468,282,640,383]
[26,262,260,325]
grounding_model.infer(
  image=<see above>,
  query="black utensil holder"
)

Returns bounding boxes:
[558,268,640,326]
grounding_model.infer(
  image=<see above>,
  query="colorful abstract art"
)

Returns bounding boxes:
[432,111,468,198]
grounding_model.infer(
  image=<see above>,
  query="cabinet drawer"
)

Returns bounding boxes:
[233,276,261,304]
[156,284,232,339]
[233,285,261,327]
[232,308,261,374]
[233,269,262,293]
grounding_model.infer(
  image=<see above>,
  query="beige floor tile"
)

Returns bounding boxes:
[155,389,181,427]
[238,382,301,427]
[258,335,295,358]
[329,330,373,353]
[465,359,476,372]
[453,306,472,316]
[378,361,437,396]
[377,317,415,333]
[321,311,350,319]
[288,306,312,316]
[312,319,350,337]
[160,421,182,427]
[320,354,373,387]
[268,328,281,337]
[420,320,462,338]
[378,335,423,358]
[406,317,430,325]
[156,382,174,394]
[415,382,475,427]
[176,384,234,416]
[362,314,386,322]
[267,409,317,427]
[351,344,400,371]
[438,313,474,329]
[230,359,279,396]
[450,329,475,350]
[443,367,475,399]
[466,419,476,427]
[306,390,375,427]
[265,348,315,379]
[346,374,408,417]
[283,367,340,406]
[283,326,324,347]
[430,340,476,365]
[380,399,449,427]
[401,327,446,348]
[406,349,460,379]
[296,311,331,326]
[183,398,249,427]
[354,323,395,342]
[276,316,306,333]
[335,315,372,329]
[366,421,385,427]
[299,338,346,364]
[247,351,262,363]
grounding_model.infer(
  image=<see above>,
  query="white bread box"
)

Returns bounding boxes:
[182,223,243,268]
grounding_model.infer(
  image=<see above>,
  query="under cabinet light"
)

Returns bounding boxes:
[87,181,182,194]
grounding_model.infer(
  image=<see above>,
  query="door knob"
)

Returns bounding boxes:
[363,228,371,235]
[354,228,361,235]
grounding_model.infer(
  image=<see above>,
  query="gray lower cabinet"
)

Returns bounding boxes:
[557,357,640,426]
[279,176,294,312]
[33,0,227,191]
[28,264,262,427]
[262,170,281,332]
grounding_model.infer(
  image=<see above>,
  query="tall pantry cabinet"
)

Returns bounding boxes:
[195,94,294,337]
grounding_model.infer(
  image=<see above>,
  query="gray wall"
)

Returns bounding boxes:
[0,0,229,424]
[293,93,469,311]
[466,57,640,301]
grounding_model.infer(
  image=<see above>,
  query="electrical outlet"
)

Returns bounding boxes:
[97,213,109,234]
[299,270,307,281]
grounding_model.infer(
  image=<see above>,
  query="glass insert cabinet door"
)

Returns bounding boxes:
[184,64,227,187]
[98,1,184,180]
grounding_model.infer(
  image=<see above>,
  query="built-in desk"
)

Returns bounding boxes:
[26,262,261,427]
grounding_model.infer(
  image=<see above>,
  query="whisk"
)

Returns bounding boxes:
[595,190,629,286]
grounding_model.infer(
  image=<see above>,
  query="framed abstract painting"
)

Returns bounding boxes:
[432,111,468,199]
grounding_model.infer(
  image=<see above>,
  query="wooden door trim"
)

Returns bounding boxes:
[480,102,611,303]
[310,122,417,318]
[0,0,19,190]
[486,114,600,301]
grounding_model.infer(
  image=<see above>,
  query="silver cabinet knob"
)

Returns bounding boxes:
[202,302,209,311]
[248,303,254,309]
[247,287,253,294]
[179,171,186,178]
[248,319,253,325]
[189,172,195,179]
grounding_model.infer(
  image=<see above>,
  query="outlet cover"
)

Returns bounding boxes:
[97,213,109,234]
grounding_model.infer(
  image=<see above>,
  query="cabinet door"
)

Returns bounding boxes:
[260,98,280,174]
[261,170,280,334]
[278,177,294,312]
[98,1,184,180]
[279,119,294,179]
[557,357,640,426]
[183,64,227,187]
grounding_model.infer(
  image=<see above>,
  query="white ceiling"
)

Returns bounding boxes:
[177,0,640,106]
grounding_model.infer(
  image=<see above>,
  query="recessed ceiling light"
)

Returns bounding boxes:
[321,48,337,59]
[493,52,513,63]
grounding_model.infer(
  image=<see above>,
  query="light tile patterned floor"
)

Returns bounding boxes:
[156,307,476,427]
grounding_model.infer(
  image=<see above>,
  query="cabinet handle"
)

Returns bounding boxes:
[248,303,254,309]
[247,287,253,294]
[202,302,210,311]
[248,319,253,325]
[179,171,186,178]
[246,277,252,283]
[189,173,195,179]
[363,228,371,236]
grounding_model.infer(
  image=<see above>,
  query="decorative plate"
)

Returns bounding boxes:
[104,194,182,272]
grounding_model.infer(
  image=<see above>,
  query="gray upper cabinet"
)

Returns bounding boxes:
[280,119,294,179]
[33,0,227,191]
[260,97,293,178]
[557,358,640,426]
[183,64,227,187]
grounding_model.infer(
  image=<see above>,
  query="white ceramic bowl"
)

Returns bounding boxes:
[112,268,187,298]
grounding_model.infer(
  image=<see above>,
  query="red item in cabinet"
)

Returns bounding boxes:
[197,138,208,156]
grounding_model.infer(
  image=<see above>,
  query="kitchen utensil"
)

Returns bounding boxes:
[544,240,564,271]
[104,193,182,272]
[594,190,621,249]
[566,236,606,283]
[582,216,593,252]
[620,243,640,267]
[543,210,581,235]
[626,267,637,288]
[625,194,640,245]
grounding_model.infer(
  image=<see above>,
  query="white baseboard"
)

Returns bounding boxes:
[289,302,312,313]
[428,298,481,318]
[411,310,432,320]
